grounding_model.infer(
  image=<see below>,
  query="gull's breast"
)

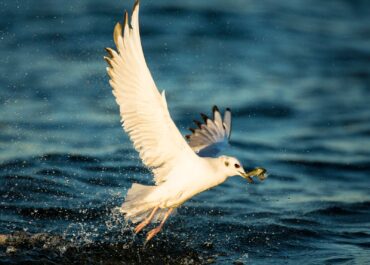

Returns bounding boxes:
[150,161,225,208]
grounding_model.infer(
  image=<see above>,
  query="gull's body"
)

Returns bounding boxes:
[105,0,267,242]
[144,157,226,208]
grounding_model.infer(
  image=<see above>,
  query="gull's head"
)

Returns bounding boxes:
[219,156,267,183]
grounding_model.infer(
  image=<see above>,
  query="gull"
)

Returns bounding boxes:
[104,0,267,242]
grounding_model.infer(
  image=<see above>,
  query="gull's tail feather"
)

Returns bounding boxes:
[119,183,158,223]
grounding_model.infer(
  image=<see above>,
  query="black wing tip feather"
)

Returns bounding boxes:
[212,105,221,120]
[105,47,114,57]
[200,113,209,123]
[193,120,202,128]
[133,0,140,11]
[123,10,129,26]
[104,56,113,67]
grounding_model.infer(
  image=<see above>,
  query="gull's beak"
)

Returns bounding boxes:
[240,167,267,183]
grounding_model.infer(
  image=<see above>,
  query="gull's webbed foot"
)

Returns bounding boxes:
[134,206,159,234]
[145,208,174,243]
[134,221,149,234]
[146,226,162,242]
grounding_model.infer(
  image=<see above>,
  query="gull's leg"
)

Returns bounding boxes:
[134,206,159,234]
[145,208,173,242]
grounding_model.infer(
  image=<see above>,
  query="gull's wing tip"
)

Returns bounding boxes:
[133,0,140,11]
[105,47,114,57]
[104,56,113,67]
[193,120,202,128]
[123,10,129,26]
[113,22,123,47]
[212,105,220,113]
[224,108,232,139]
[113,1,140,49]
[200,113,210,123]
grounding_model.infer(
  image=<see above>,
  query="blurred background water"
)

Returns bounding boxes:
[0,0,369,264]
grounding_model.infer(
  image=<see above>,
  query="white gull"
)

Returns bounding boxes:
[104,0,267,242]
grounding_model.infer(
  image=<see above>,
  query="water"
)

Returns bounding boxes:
[1,0,370,264]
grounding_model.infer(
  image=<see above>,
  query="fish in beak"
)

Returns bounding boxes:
[240,167,267,183]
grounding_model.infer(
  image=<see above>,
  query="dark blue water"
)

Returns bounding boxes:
[1,0,370,264]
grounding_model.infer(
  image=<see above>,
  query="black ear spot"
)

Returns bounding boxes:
[225,161,229,167]
[234,164,240,168]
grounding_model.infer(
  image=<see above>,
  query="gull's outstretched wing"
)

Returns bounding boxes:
[105,1,196,184]
[186,106,232,157]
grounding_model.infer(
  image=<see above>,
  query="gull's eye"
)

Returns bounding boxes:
[225,161,229,167]
[234,164,240,168]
